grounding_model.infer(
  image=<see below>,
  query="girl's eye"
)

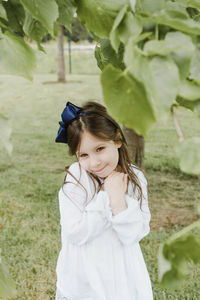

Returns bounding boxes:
[80,154,88,158]
[97,147,105,152]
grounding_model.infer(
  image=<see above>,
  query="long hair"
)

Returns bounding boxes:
[62,101,143,209]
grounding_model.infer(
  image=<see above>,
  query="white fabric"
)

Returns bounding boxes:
[56,162,153,300]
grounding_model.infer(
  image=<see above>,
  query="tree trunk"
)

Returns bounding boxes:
[122,126,145,170]
[57,24,66,83]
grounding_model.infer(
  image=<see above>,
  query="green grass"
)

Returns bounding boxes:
[0,41,200,299]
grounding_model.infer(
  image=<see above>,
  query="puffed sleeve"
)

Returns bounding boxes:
[103,167,151,246]
[58,162,112,246]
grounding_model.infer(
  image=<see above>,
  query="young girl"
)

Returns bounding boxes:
[55,101,153,300]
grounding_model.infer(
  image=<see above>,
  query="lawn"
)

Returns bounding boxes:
[0,41,200,299]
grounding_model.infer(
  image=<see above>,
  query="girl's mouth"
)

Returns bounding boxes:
[95,166,105,173]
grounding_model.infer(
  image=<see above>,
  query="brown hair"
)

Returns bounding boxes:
[62,101,143,209]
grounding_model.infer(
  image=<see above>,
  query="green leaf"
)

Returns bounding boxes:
[0,114,12,154]
[165,31,195,79]
[56,0,76,31]
[3,0,25,33]
[158,222,200,289]
[76,0,129,38]
[0,257,16,297]
[188,0,200,10]
[124,41,180,119]
[110,4,128,52]
[95,39,125,71]
[0,31,36,80]
[144,31,195,77]
[118,12,142,45]
[176,80,200,117]
[110,6,142,52]
[189,48,200,84]
[142,9,200,36]
[23,10,47,51]
[178,80,200,100]
[20,0,59,35]
[135,0,165,14]
[0,3,7,20]
[101,64,156,137]
[144,40,179,56]
[176,137,200,175]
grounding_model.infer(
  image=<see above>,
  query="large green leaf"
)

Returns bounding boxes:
[0,114,12,154]
[142,9,200,35]
[95,39,125,71]
[0,255,16,297]
[176,137,200,174]
[159,230,200,288]
[3,0,25,33]
[188,0,200,10]
[165,32,195,79]
[178,80,200,100]
[176,80,200,117]
[0,31,36,80]
[110,5,142,52]
[144,31,195,79]
[110,4,128,52]
[76,0,128,38]
[189,48,200,84]
[56,0,76,31]
[0,2,7,20]
[20,0,58,35]
[135,0,165,14]
[101,64,156,137]
[23,10,47,51]
[124,41,180,118]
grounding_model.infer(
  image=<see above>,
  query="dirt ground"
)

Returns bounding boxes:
[147,170,200,231]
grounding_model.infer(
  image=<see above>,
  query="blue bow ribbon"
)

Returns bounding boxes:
[55,102,84,143]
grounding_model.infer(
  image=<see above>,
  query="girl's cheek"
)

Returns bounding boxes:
[79,159,87,170]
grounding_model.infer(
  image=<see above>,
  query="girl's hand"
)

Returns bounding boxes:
[103,171,128,198]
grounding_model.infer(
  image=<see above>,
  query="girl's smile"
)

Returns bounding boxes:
[76,130,122,178]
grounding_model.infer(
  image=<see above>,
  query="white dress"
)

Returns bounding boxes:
[56,162,153,300]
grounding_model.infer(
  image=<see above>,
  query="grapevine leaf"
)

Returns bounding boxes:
[188,0,200,10]
[135,0,165,14]
[159,232,200,288]
[3,0,25,33]
[95,39,125,71]
[110,4,128,52]
[76,0,129,38]
[165,32,195,79]
[110,6,142,52]
[144,31,195,79]
[0,2,7,20]
[176,137,200,175]
[141,9,200,35]
[55,0,76,32]
[101,64,156,137]
[189,48,200,84]
[0,31,36,80]
[23,10,47,51]
[124,41,180,118]
[20,0,59,35]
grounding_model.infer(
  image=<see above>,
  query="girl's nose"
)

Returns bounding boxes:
[90,156,101,169]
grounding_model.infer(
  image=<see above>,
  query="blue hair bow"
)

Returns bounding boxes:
[55,101,84,143]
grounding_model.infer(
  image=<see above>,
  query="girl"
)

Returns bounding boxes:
[55,101,153,300]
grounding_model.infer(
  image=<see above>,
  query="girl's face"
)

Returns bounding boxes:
[76,130,122,178]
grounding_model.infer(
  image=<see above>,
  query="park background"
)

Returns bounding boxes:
[0,15,200,300]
